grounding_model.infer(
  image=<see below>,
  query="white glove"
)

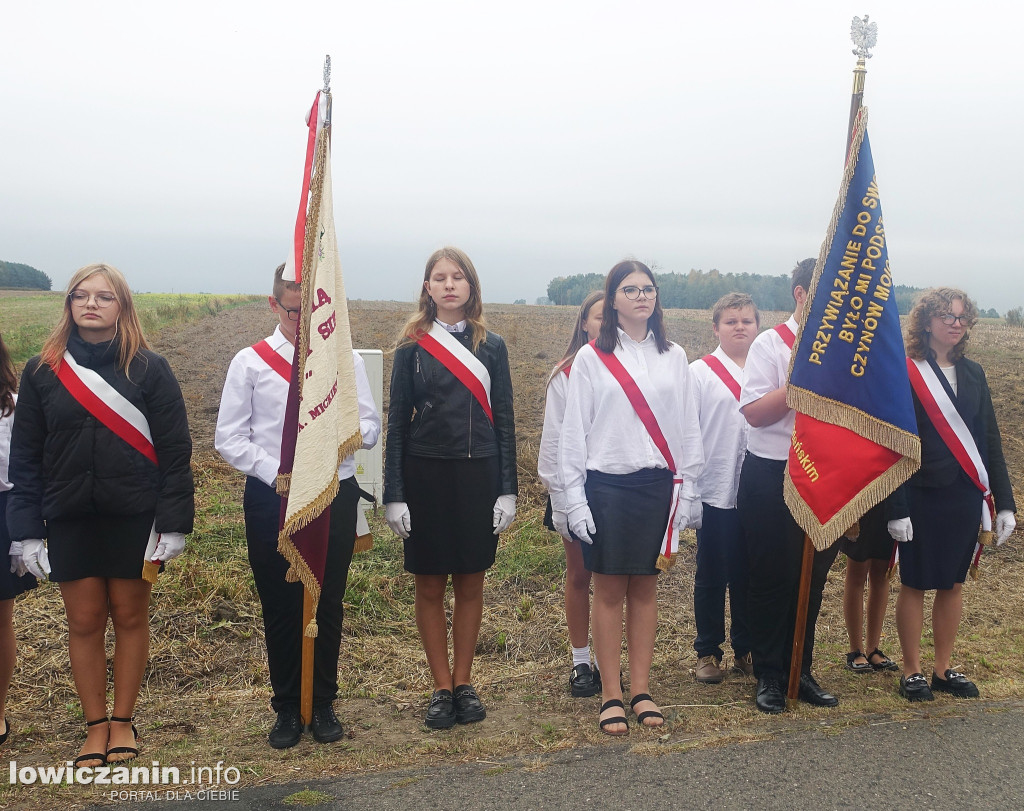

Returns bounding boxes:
[9,541,26,577]
[385,502,412,539]
[567,504,596,545]
[152,532,186,562]
[492,494,517,535]
[551,509,572,542]
[674,497,702,530]
[21,539,50,579]
[991,509,1015,548]
[887,517,913,543]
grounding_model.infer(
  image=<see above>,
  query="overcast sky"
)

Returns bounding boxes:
[2,1,1020,311]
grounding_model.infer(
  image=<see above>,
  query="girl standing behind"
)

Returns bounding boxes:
[384,247,517,729]
[560,260,704,735]
[538,291,604,697]
[0,333,37,747]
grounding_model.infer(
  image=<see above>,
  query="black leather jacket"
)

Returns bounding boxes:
[384,329,517,503]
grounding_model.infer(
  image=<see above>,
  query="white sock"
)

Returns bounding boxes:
[572,645,591,668]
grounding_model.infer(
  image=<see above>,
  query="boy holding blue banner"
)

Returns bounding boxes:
[736,259,840,714]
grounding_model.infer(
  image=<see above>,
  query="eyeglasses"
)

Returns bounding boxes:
[618,285,658,301]
[275,298,300,322]
[69,291,117,308]
[939,314,969,326]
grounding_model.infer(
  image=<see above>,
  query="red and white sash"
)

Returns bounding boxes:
[417,322,493,423]
[592,344,683,564]
[773,322,796,349]
[55,351,158,465]
[906,358,995,534]
[700,354,740,401]
[252,339,292,382]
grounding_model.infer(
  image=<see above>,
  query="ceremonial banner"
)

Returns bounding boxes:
[784,108,920,550]
[277,91,362,636]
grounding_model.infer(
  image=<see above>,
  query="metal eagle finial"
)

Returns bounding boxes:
[323,55,332,93]
[851,15,878,60]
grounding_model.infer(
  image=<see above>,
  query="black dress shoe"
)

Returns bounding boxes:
[268,708,303,749]
[310,704,344,743]
[798,673,839,707]
[899,672,934,702]
[931,669,979,698]
[425,689,457,729]
[755,676,786,714]
[569,663,600,697]
[453,684,486,724]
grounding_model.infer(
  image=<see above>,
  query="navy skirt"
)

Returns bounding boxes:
[899,477,982,591]
[402,455,500,575]
[838,502,895,564]
[0,492,37,599]
[47,511,156,582]
[581,468,672,575]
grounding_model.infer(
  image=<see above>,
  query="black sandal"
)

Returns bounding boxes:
[599,699,629,736]
[106,716,140,762]
[74,717,108,768]
[846,650,872,673]
[629,693,664,727]
[868,648,899,672]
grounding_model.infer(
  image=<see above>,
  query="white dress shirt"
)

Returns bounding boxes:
[215,326,380,485]
[740,315,797,461]
[537,368,570,511]
[559,329,704,508]
[0,393,15,492]
[690,347,748,509]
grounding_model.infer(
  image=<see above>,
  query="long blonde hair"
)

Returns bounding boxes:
[904,286,978,363]
[548,291,604,384]
[40,263,150,373]
[397,247,487,351]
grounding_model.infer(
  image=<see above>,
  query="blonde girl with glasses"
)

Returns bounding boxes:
[8,263,194,768]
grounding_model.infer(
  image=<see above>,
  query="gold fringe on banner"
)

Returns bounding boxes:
[656,554,675,572]
[353,533,374,554]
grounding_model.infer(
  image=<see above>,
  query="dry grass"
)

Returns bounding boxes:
[2,300,1022,810]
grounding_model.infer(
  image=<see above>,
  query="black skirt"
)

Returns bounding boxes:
[899,477,982,591]
[580,468,672,575]
[47,511,156,582]
[837,503,894,563]
[0,492,36,599]
[402,455,500,575]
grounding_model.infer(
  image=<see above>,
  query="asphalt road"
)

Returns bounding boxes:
[88,700,1024,810]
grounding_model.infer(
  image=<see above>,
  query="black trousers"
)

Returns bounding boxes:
[736,452,838,683]
[244,475,359,713]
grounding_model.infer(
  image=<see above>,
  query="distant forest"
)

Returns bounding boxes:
[0,261,51,290]
[545,269,1001,317]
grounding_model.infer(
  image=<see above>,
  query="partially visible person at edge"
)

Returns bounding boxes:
[383,247,517,730]
[7,264,194,767]
[559,260,704,736]
[538,291,605,698]
[736,258,840,714]
[837,502,899,675]
[215,263,381,748]
[0,332,37,748]
[887,287,1015,702]
[689,292,758,685]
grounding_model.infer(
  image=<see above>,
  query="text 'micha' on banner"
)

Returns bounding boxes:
[783,107,921,551]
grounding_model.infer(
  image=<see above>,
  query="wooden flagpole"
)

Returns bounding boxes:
[786,16,877,706]
[299,55,333,730]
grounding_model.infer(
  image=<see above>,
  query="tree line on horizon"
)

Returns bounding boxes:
[546,268,1002,318]
[0,261,52,290]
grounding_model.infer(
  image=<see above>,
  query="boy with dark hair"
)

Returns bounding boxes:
[736,259,840,714]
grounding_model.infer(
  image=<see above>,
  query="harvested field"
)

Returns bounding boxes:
[2,299,1023,809]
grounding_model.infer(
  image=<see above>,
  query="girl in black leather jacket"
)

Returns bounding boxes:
[384,247,516,729]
